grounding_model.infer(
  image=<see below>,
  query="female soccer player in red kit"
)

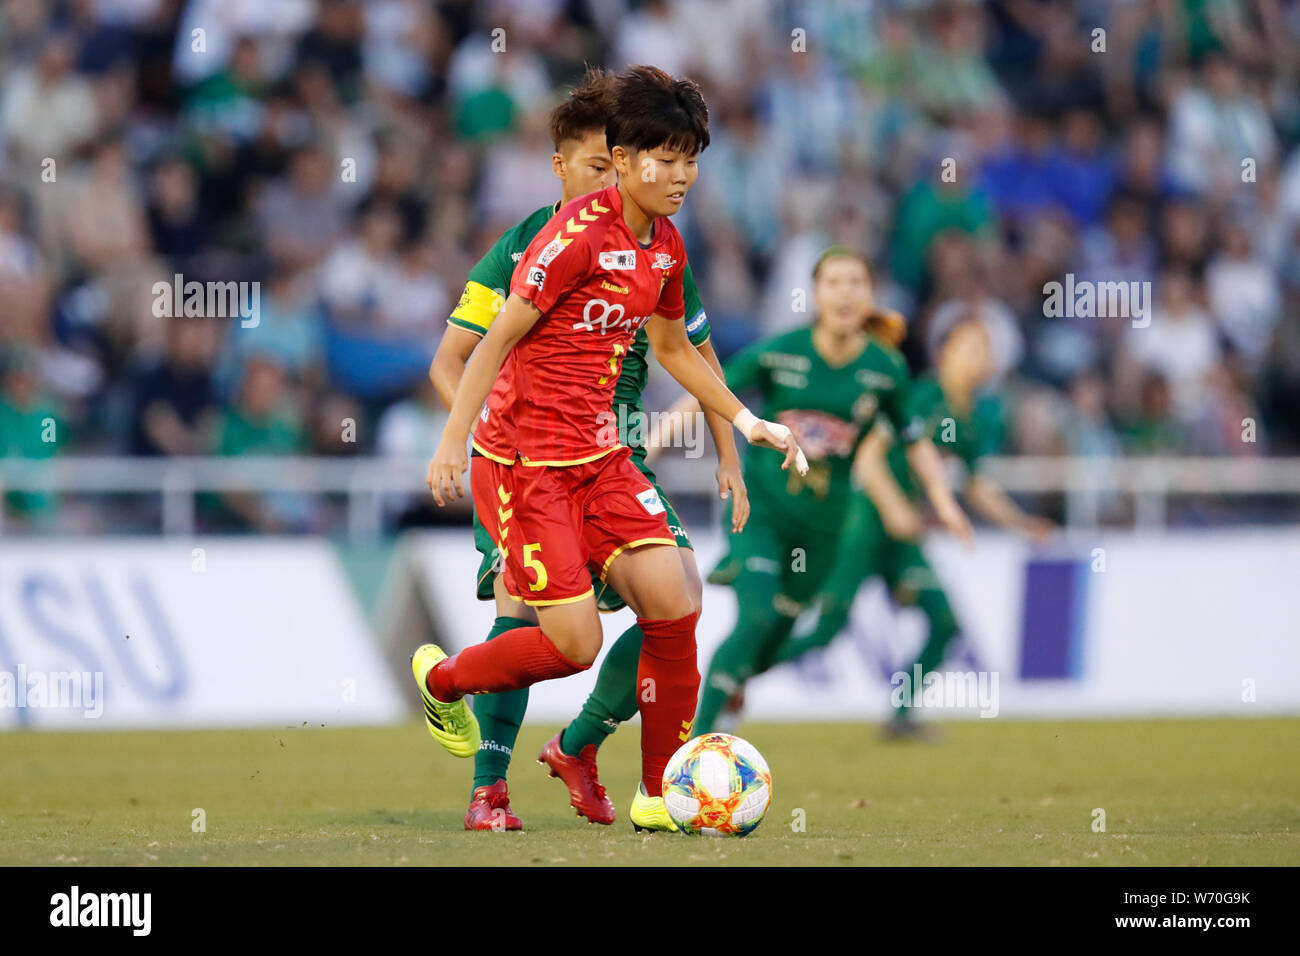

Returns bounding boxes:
[420,66,807,825]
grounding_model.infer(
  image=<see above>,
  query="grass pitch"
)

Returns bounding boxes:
[1,718,1296,866]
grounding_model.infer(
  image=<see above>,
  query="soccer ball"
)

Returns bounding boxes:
[661,733,772,836]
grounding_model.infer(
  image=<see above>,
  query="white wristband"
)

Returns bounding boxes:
[732,407,759,441]
[732,408,810,475]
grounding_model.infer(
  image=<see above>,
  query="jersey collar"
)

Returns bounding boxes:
[605,185,662,250]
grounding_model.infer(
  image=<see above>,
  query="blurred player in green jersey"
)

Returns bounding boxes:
[771,311,1056,737]
[678,247,972,735]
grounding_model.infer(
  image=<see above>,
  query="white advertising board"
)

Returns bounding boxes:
[0,539,404,729]
[404,527,1300,722]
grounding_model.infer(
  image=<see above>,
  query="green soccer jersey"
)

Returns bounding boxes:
[723,326,924,536]
[447,201,710,455]
[887,374,1005,498]
[614,276,709,455]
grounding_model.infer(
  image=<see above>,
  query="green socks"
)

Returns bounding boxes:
[770,600,850,668]
[695,578,797,734]
[894,589,960,721]
[470,616,533,793]
[560,621,643,755]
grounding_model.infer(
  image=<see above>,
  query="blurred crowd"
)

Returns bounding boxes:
[1,0,1299,532]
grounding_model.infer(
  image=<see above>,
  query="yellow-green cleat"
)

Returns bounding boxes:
[629,782,680,833]
[411,644,480,758]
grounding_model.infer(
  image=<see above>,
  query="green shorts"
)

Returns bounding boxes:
[471,448,691,612]
[707,491,841,612]
[820,491,946,607]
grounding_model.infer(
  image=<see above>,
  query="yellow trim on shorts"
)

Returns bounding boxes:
[599,538,678,580]
[511,587,595,608]
[471,440,516,465]
[519,445,621,467]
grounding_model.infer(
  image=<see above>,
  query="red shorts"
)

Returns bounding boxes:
[470,447,676,606]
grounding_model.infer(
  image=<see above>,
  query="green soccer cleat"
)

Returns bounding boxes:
[411,644,480,758]
[629,783,680,833]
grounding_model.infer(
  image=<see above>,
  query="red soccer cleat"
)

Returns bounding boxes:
[463,779,523,831]
[537,732,615,825]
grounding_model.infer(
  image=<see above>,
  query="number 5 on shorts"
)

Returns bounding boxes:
[523,543,549,592]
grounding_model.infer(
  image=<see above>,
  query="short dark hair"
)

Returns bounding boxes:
[549,65,614,152]
[606,65,709,156]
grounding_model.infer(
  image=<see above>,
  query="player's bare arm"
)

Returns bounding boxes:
[966,474,1056,543]
[429,324,483,411]
[854,424,924,541]
[643,392,697,460]
[427,294,542,505]
[645,312,809,475]
[903,437,974,546]
[676,339,749,531]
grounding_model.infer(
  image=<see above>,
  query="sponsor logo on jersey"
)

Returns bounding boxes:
[537,238,566,267]
[777,408,859,459]
[525,266,546,288]
[572,297,648,334]
[685,309,708,335]
[600,279,630,295]
[652,253,677,270]
[636,488,665,515]
[599,250,637,270]
[511,252,523,262]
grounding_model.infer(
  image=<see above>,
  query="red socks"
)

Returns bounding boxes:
[636,610,701,797]
[424,611,699,799]
[427,626,588,701]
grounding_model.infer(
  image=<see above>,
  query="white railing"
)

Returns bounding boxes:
[2,455,1299,536]
[651,453,1300,528]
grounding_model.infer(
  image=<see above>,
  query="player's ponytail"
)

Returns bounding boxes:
[865,307,907,347]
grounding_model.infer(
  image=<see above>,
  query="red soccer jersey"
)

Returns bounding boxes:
[472,185,687,467]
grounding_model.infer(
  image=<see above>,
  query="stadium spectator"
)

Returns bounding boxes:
[210,354,313,532]
[2,0,1299,533]
[0,348,60,523]
[129,316,220,457]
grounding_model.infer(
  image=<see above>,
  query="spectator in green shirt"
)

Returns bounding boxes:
[211,355,312,532]
[0,351,61,524]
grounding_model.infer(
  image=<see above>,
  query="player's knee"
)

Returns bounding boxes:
[563,626,602,667]
[541,619,602,668]
[566,641,600,668]
[650,590,696,622]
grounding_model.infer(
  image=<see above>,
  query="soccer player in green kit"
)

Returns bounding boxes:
[425,68,748,830]
[688,247,973,735]
[769,312,1055,735]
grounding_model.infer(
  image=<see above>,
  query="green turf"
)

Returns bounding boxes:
[1,718,1296,866]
